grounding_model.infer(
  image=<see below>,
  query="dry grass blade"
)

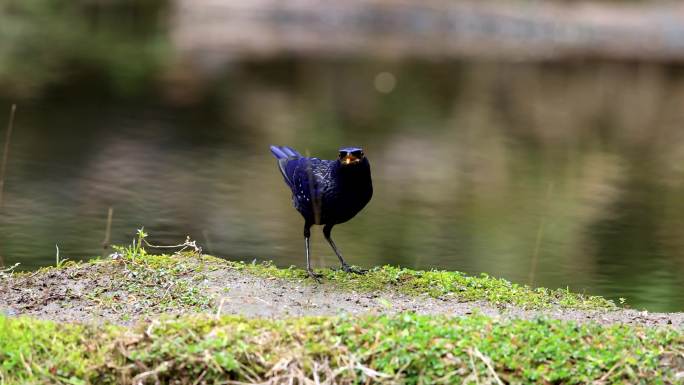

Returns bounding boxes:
[0,104,16,210]
[472,347,504,385]
[131,360,171,385]
[528,182,554,286]
[467,349,481,385]
[0,263,20,280]
[103,206,114,249]
[0,104,17,268]
[143,236,202,255]
[265,357,293,377]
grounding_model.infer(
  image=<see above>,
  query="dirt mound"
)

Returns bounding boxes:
[2,257,683,327]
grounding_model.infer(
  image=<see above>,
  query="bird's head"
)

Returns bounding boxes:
[338,147,365,166]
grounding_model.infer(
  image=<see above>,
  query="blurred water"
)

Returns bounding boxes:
[1,60,684,312]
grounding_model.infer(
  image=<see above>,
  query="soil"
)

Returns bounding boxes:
[1,262,683,328]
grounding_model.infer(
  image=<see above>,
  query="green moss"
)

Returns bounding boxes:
[1,313,682,384]
[0,317,114,384]
[0,231,668,383]
[230,261,616,310]
[8,231,615,313]
[13,252,223,315]
[95,252,222,314]
[13,254,615,312]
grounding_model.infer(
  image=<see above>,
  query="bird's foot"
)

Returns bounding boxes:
[341,264,368,275]
[306,268,323,283]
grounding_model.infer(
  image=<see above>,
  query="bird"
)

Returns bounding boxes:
[269,145,373,281]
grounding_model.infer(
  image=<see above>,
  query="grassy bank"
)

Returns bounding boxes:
[234,260,616,310]
[1,238,681,384]
[7,231,615,312]
[2,313,683,384]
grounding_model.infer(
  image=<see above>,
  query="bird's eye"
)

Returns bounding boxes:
[352,150,363,158]
[339,151,347,159]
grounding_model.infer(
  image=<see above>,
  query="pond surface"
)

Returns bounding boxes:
[1,60,684,312]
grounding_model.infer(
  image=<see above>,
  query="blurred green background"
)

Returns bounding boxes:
[1,1,684,312]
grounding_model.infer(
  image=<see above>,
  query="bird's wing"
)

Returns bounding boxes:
[289,158,331,200]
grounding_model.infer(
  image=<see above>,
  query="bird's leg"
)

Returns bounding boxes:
[304,223,322,282]
[323,224,367,274]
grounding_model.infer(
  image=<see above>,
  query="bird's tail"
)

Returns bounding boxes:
[269,145,302,160]
[270,145,302,186]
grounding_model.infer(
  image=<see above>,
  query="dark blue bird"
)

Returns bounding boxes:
[270,145,373,280]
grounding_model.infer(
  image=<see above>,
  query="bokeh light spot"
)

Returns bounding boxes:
[374,72,396,94]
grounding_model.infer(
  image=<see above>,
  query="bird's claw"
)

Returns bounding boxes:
[307,269,323,283]
[341,264,368,275]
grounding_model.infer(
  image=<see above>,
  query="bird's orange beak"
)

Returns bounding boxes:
[341,154,360,165]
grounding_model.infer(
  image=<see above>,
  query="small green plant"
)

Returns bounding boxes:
[112,227,149,262]
[104,228,214,313]
[54,244,70,268]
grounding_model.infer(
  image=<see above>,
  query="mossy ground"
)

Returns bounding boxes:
[2,234,616,324]
[232,260,616,310]
[2,236,681,384]
[1,313,683,384]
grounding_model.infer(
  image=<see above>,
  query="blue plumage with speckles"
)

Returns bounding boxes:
[270,145,373,280]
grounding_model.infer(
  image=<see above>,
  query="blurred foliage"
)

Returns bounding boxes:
[0,0,170,98]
